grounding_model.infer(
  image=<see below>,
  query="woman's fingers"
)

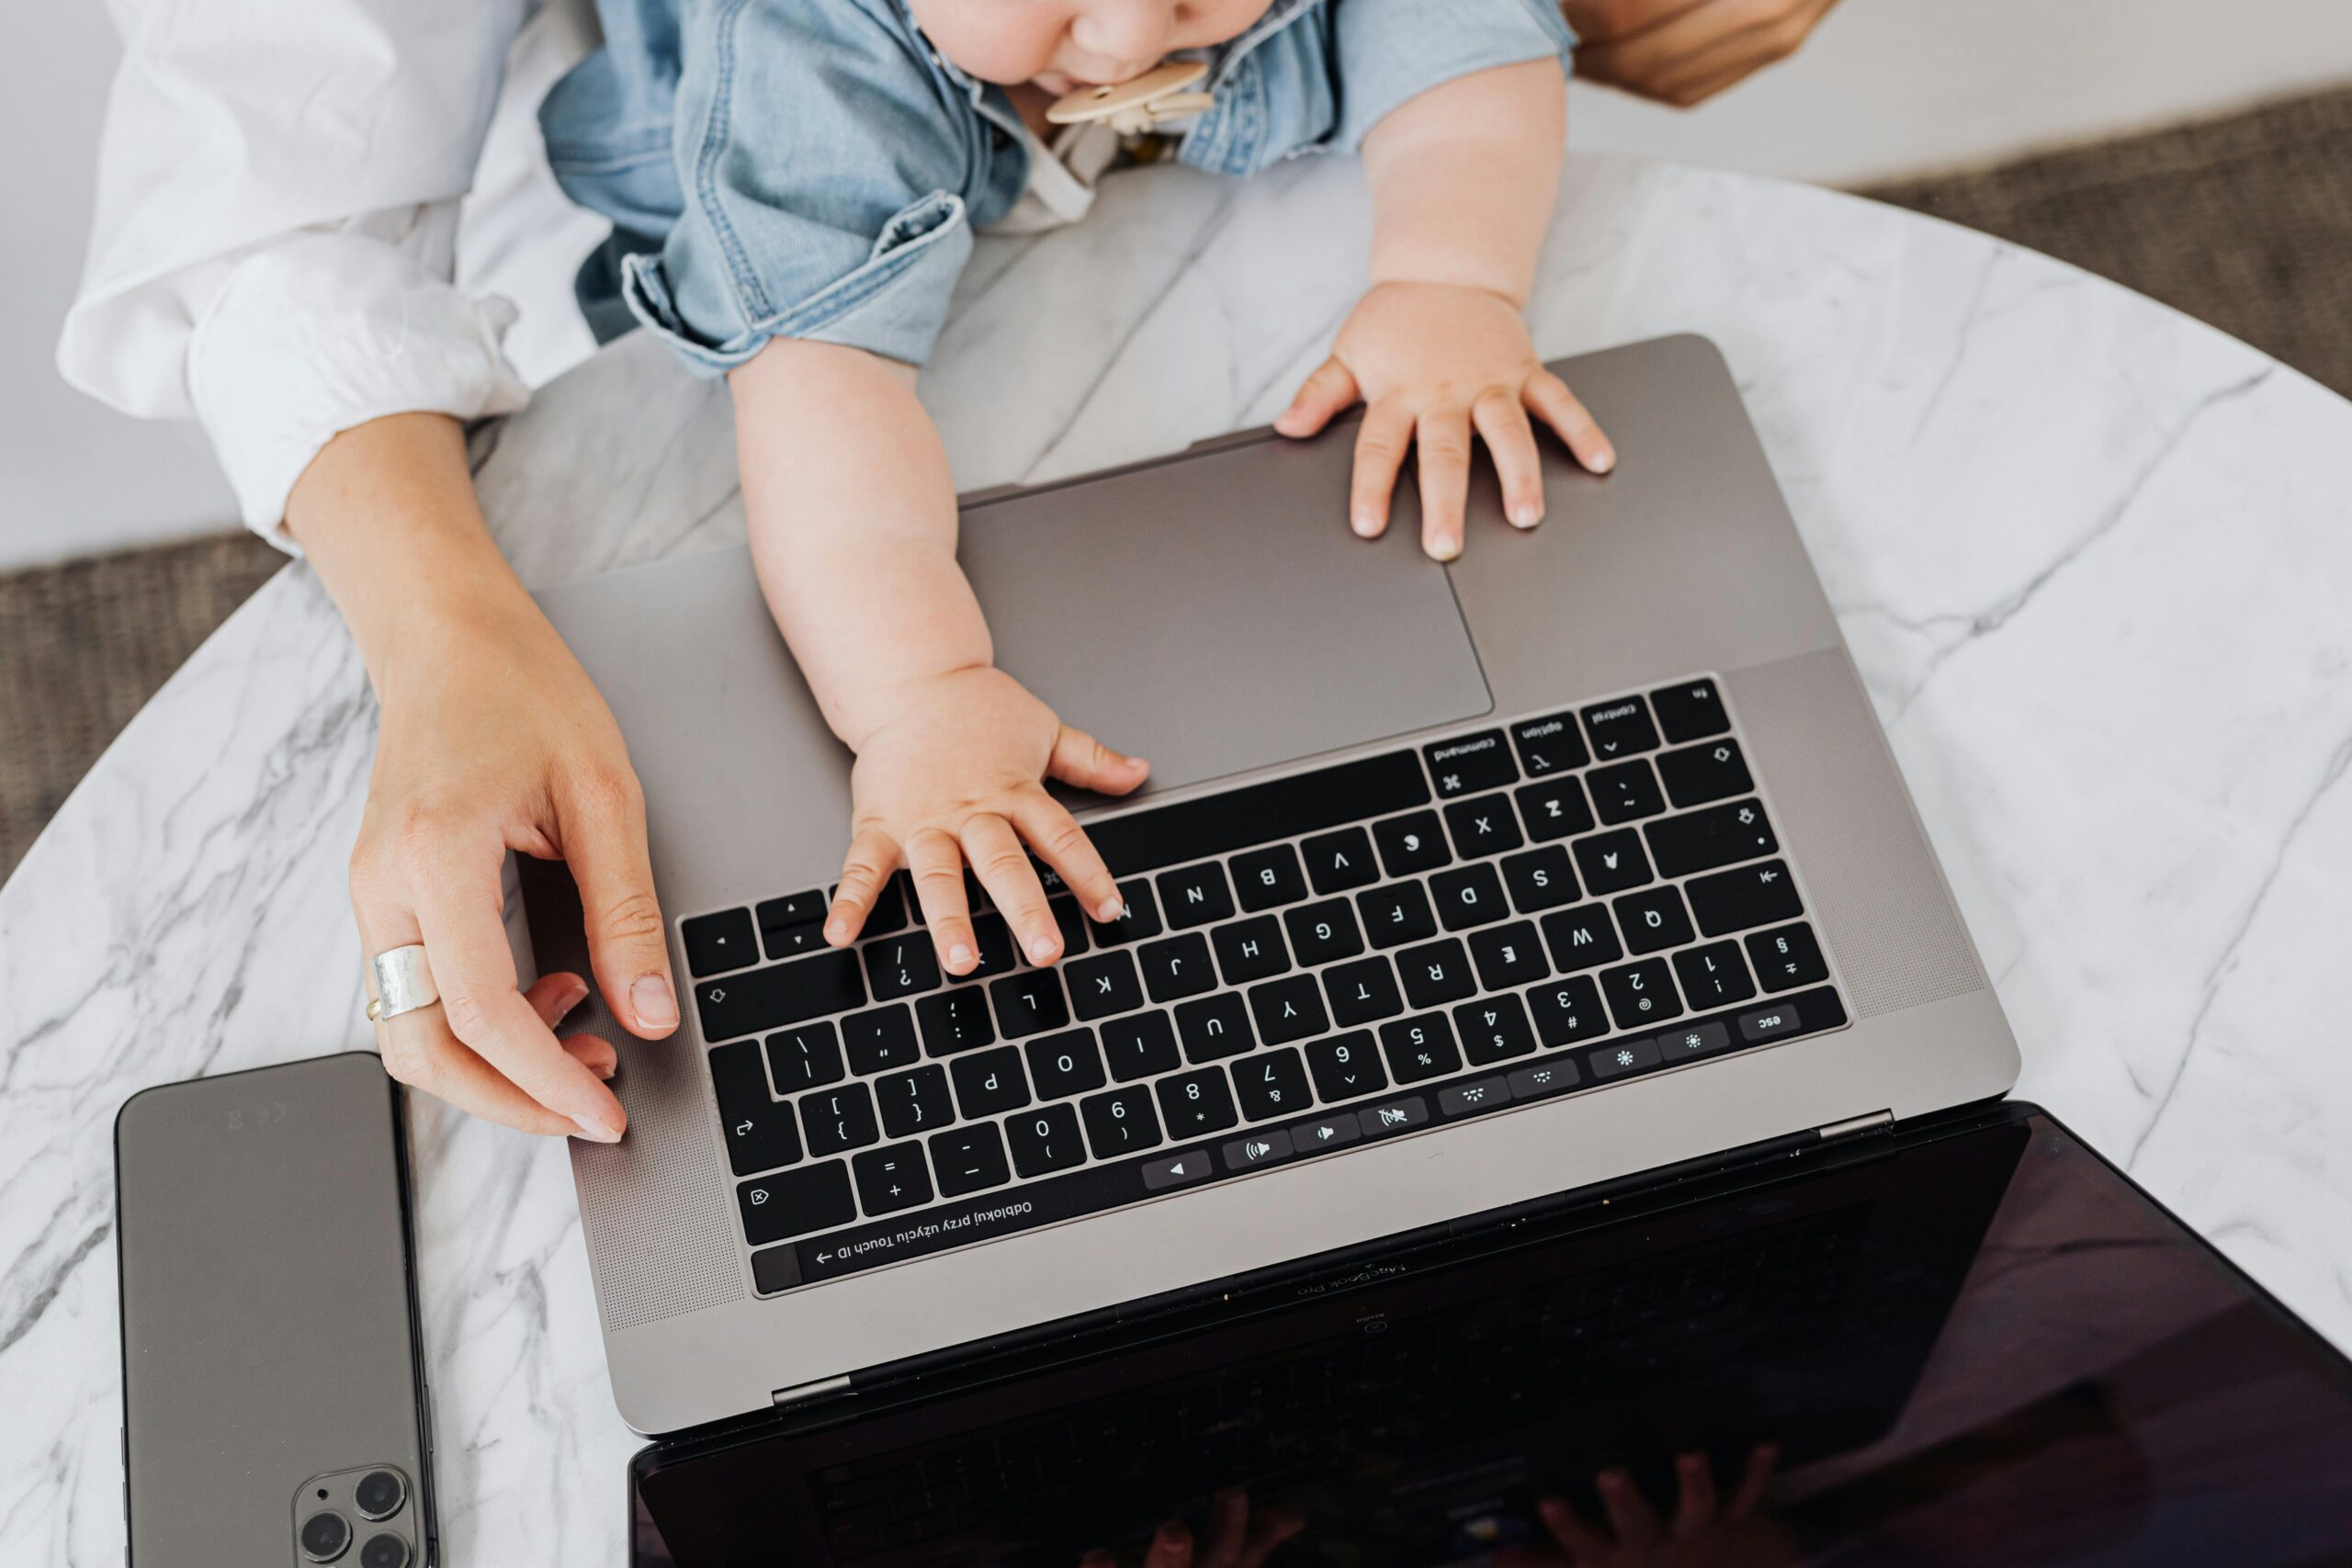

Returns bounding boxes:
[1010,788,1125,924]
[525,974,617,1081]
[557,767,680,1039]
[1142,1521,1195,1568]
[1046,724,1150,798]
[375,1008,583,1134]
[1349,396,1417,539]
[1671,1450,1720,1538]
[827,828,901,945]
[1200,1489,1250,1568]
[1595,1465,1663,1553]
[1534,1496,1613,1562]
[904,827,979,975]
[1473,389,1545,529]
[1415,405,1474,560]
[1273,356,1362,438]
[963,813,1060,965]
[1524,371,1616,474]
[1727,1440,1780,1517]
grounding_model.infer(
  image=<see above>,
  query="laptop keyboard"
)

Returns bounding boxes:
[679,675,1849,1294]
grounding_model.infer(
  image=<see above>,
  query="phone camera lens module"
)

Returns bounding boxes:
[359,1532,413,1568]
[353,1469,406,1520]
[300,1510,353,1562]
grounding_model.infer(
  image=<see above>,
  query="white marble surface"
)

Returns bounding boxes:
[6,152,2351,1562]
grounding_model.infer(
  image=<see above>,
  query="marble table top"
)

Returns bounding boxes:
[6,151,2351,1563]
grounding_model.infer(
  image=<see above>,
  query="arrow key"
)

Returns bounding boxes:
[1142,1150,1213,1191]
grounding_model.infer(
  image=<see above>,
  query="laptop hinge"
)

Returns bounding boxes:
[771,1373,854,1409]
[1817,1109,1894,1142]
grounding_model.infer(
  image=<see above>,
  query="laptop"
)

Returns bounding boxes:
[526,333,2020,1438]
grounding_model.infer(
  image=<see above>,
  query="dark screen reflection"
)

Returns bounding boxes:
[634,1112,2352,1568]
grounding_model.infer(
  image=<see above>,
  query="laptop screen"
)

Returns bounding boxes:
[630,1108,2352,1566]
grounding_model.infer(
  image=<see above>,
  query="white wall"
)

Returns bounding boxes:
[4,0,2349,571]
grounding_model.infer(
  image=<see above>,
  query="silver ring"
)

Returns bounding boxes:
[367,944,440,1022]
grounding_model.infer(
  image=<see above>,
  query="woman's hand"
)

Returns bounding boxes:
[1275,280,1614,560]
[1562,0,1840,107]
[290,412,676,1143]
[821,666,1148,973]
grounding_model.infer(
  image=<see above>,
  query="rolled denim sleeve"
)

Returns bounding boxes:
[621,0,994,373]
[1330,0,1576,151]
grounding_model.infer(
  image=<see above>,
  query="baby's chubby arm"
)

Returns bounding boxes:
[1275,59,1615,558]
[730,340,1147,974]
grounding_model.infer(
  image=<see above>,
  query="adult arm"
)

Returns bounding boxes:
[1562,0,1841,107]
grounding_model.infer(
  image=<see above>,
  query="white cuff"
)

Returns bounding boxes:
[188,232,532,543]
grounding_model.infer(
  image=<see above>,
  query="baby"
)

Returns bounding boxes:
[542,0,1615,979]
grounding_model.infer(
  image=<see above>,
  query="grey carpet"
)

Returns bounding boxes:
[5,85,2351,880]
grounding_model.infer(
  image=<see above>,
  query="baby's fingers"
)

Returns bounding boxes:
[905,827,980,975]
[1349,397,1416,540]
[963,813,1061,965]
[1011,787,1125,924]
[1473,389,1545,530]
[1416,405,1474,560]
[1047,724,1150,797]
[1273,357,1361,439]
[1524,370,1616,474]
[825,828,900,946]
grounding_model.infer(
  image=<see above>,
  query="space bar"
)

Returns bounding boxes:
[1083,750,1430,877]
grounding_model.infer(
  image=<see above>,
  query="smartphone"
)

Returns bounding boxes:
[116,1053,436,1567]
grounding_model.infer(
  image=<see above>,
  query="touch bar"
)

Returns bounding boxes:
[1085,750,1430,877]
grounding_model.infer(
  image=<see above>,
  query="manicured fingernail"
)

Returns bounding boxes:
[1028,935,1059,964]
[573,1112,623,1144]
[1510,502,1540,528]
[1431,537,1461,561]
[948,942,976,970]
[1095,897,1125,922]
[1351,510,1379,537]
[594,1055,619,1081]
[554,978,591,1022]
[1590,447,1617,473]
[631,975,678,1030]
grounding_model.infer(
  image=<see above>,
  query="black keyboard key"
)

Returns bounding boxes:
[760,921,828,959]
[1600,958,1682,1029]
[1091,879,1163,945]
[1528,974,1610,1046]
[1374,810,1451,876]
[1283,898,1364,966]
[1234,1049,1315,1122]
[1687,859,1804,936]
[864,933,941,1001]
[989,969,1069,1038]
[1138,932,1216,1001]
[1650,677,1731,742]
[1613,886,1695,955]
[1423,730,1517,797]
[1358,882,1437,948]
[1467,920,1549,990]
[1175,993,1255,1062]
[1509,1057,1579,1100]
[876,1064,953,1139]
[1006,1103,1087,1177]
[695,948,865,1043]
[1360,1096,1431,1136]
[1657,738,1754,807]
[756,887,827,934]
[1580,695,1660,760]
[852,1143,934,1215]
[1510,711,1589,776]
[1589,760,1668,824]
[1047,897,1091,959]
[1066,950,1145,1021]
[916,987,996,1055]
[1572,829,1653,896]
[1247,975,1330,1045]
[1516,776,1596,842]
[1156,862,1235,931]
[1086,750,1429,877]
[1212,916,1291,984]
[1398,938,1476,1009]
[1081,1086,1163,1158]
[1379,1014,1463,1084]
[1738,999,1807,1042]
[684,908,757,976]
[1157,1067,1239,1138]
[1501,845,1579,913]
[709,1041,801,1176]
[1101,1011,1182,1081]
[1673,942,1757,1008]
[764,1023,845,1092]
[1454,994,1538,1065]
[951,1046,1032,1118]
[1306,1031,1386,1100]
[1645,798,1779,878]
[1746,922,1829,991]
[928,1124,1011,1197]
[1440,1077,1510,1117]
[1302,827,1380,894]
[1658,1021,1732,1061]
[1442,795,1524,859]
[1430,863,1509,931]
[1291,1111,1362,1152]
[956,912,1018,980]
[1589,1035,1663,1080]
[1230,844,1307,910]
[801,1082,880,1156]
[738,1161,854,1247]
[1539,902,1623,972]
[1024,1028,1106,1100]
[1324,956,1406,1026]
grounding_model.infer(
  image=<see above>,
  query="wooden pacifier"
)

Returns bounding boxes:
[1046,60,1214,136]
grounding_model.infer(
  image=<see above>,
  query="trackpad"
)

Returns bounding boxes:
[961,433,1491,796]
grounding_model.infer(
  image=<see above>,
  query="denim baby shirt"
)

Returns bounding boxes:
[542,0,1575,375]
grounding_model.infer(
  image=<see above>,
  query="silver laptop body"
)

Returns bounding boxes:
[529,334,2019,1435]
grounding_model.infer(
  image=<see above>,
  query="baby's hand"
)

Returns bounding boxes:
[1274,280,1614,559]
[823,666,1149,975]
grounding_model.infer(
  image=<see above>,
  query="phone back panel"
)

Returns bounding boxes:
[115,1053,433,1566]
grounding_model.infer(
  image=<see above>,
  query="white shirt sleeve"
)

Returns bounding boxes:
[57,0,541,543]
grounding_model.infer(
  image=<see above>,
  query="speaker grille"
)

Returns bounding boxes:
[1727,649,1984,1019]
